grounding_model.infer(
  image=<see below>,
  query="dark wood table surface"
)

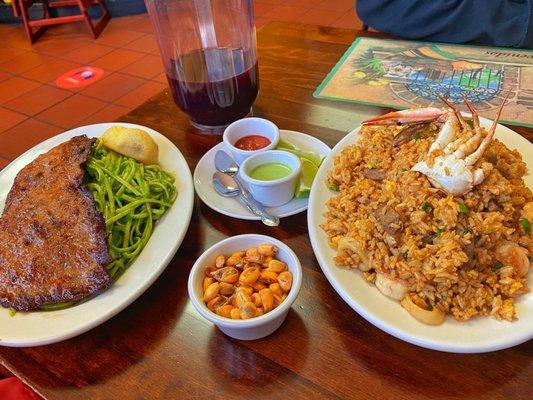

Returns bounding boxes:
[1,22,532,400]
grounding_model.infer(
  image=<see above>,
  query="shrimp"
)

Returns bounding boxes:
[495,241,530,277]
[338,237,372,271]
[375,272,408,300]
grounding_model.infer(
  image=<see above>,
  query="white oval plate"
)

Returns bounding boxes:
[194,130,331,220]
[308,116,533,353]
[0,123,194,347]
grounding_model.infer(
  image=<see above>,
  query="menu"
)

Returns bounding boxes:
[314,37,533,127]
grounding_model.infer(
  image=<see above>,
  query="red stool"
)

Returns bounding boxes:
[12,0,110,43]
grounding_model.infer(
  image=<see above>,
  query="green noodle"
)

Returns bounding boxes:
[85,140,177,280]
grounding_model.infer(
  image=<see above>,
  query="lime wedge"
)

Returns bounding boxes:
[277,139,300,151]
[277,146,324,167]
[295,158,318,198]
[292,150,324,167]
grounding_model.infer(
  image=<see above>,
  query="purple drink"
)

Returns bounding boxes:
[166,47,259,128]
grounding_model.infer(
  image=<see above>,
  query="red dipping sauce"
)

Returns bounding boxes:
[234,135,271,151]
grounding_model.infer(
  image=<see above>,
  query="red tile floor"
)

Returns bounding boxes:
[0,0,362,167]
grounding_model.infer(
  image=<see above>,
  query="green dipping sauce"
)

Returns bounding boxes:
[249,162,292,181]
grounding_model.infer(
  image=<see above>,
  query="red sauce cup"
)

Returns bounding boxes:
[223,117,280,165]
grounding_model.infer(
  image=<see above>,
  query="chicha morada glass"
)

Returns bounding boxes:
[146,0,259,134]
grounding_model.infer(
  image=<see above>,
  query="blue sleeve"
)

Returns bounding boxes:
[356,0,533,48]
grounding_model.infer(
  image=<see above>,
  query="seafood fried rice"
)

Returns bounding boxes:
[322,119,532,324]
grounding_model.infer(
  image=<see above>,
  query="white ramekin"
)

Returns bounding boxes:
[187,234,302,341]
[222,117,280,165]
[239,150,301,207]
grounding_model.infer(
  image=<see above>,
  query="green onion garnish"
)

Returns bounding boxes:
[519,217,531,234]
[327,182,339,191]
[435,227,445,237]
[492,261,503,271]
[425,298,433,311]
[412,133,421,140]
[458,203,469,214]
[421,201,431,213]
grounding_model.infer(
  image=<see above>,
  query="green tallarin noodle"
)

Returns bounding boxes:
[85,139,177,280]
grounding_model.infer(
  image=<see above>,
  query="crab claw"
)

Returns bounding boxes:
[362,107,446,126]
[411,93,509,196]
[412,157,485,196]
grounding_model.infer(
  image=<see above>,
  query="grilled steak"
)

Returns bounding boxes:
[0,135,112,311]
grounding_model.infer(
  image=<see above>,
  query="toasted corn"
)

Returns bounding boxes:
[251,292,261,307]
[230,308,241,319]
[251,281,266,291]
[219,282,235,296]
[203,282,220,302]
[269,283,283,297]
[204,246,290,320]
[239,266,261,285]
[207,295,227,311]
[278,271,292,293]
[212,266,239,283]
[226,251,245,268]
[267,259,287,273]
[234,287,252,308]
[259,288,274,312]
[240,301,257,319]
[245,247,262,263]
[274,293,287,307]
[216,304,234,318]
[203,277,214,292]
[262,256,274,268]
[258,243,277,257]
[259,270,278,284]
[215,255,226,269]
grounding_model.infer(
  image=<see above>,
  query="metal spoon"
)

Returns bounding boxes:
[214,151,280,225]
[214,150,239,176]
[212,171,280,226]
[213,171,240,197]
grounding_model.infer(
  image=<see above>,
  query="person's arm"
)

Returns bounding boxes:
[356,0,533,48]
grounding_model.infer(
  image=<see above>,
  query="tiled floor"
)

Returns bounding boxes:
[0,0,362,163]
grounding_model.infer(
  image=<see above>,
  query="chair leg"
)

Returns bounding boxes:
[11,0,21,17]
[16,0,110,43]
[78,0,110,39]
[42,0,51,19]
[17,0,47,44]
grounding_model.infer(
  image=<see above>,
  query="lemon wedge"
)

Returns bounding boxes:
[101,126,159,165]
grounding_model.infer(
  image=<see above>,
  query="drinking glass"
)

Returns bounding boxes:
[146,0,259,134]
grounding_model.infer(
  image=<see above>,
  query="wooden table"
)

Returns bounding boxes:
[1,22,532,400]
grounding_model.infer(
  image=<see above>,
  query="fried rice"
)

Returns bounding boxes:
[321,124,532,322]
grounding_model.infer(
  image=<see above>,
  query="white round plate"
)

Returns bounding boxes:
[0,123,194,347]
[194,130,331,220]
[308,116,533,353]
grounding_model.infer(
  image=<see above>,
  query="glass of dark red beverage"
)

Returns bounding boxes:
[146,0,259,134]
